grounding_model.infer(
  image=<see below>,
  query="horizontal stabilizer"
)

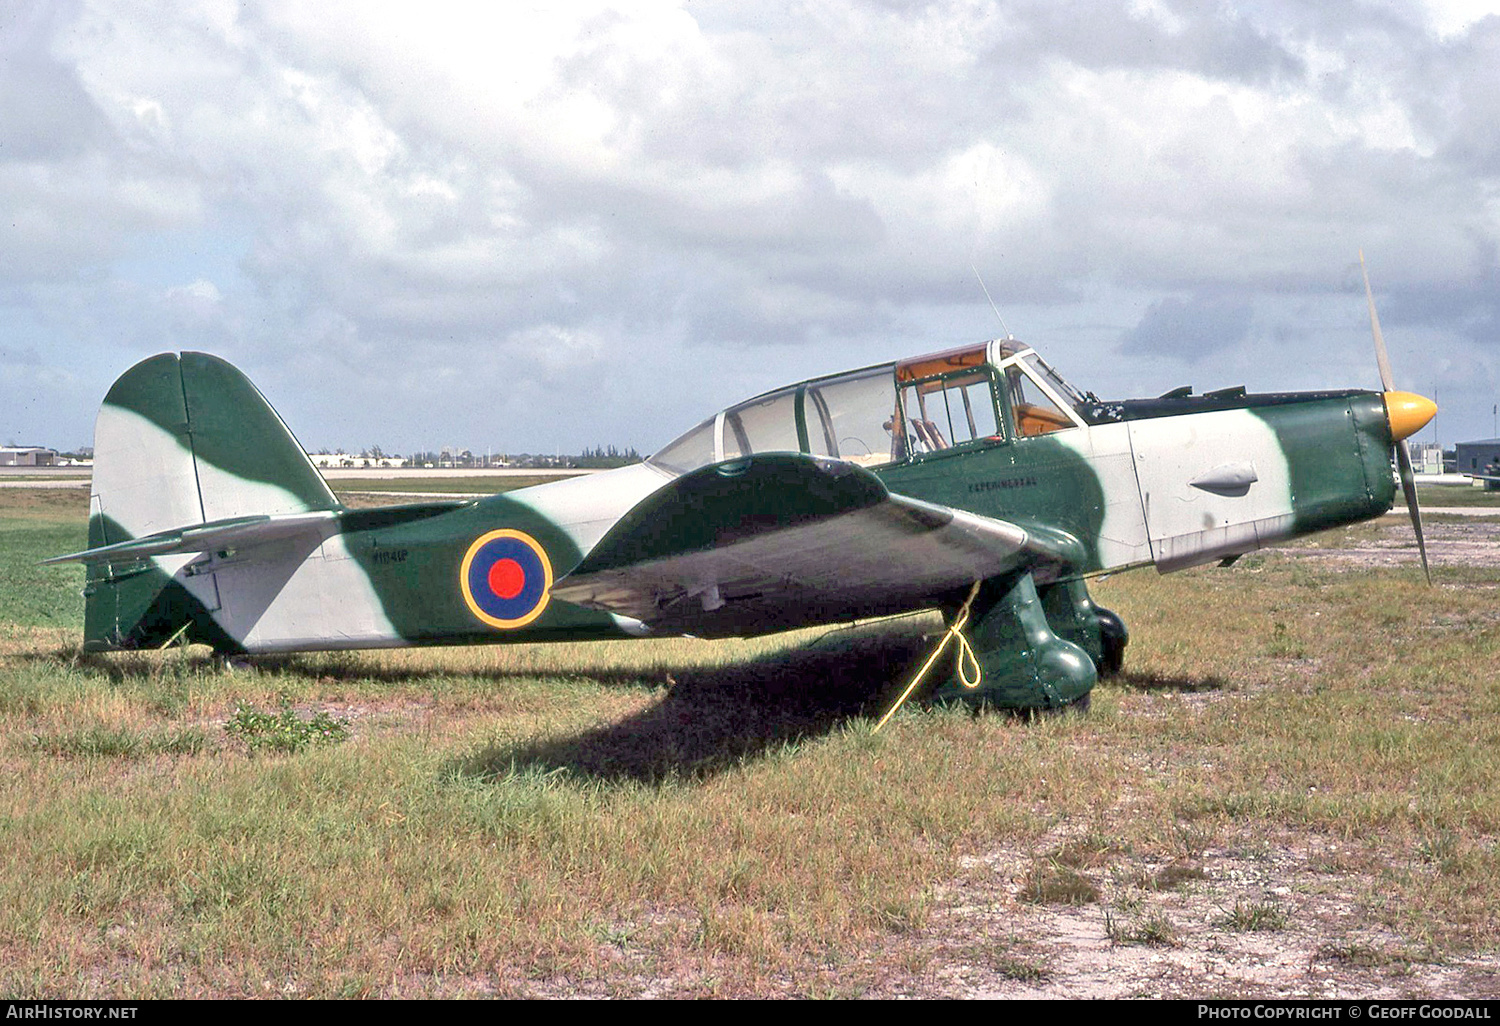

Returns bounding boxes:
[42,511,340,566]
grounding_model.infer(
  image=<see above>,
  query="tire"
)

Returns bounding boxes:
[1096,607,1128,678]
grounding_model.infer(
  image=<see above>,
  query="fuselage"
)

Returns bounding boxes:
[205,342,1400,653]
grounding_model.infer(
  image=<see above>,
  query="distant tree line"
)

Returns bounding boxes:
[337,446,644,469]
[574,445,642,469]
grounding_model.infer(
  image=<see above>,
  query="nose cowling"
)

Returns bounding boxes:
[1383,391,1437,442]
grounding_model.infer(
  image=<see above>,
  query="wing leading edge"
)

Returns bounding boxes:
[551,453,1083,638]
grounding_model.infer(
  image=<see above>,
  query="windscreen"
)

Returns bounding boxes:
[648,416,716,475]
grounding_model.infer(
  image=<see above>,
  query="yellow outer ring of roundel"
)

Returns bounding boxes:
[459,529,554,629]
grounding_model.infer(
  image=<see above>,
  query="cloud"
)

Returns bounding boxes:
[5,0,1500,450]
[1119,293,1256,361]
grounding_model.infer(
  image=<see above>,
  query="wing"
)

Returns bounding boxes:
[550,453,1085,637]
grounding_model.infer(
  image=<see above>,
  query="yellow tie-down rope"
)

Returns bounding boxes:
[873,580,983,733]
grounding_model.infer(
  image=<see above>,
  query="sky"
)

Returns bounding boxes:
[3,0,1499,456]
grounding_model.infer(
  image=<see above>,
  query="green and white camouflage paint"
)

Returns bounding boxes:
[48,343,1433,712]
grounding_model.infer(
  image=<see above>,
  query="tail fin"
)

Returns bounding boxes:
[84,352,338,650]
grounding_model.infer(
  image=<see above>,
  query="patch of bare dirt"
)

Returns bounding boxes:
[901,837,1500,999]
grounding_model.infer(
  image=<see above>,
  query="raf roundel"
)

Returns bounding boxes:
[460,529,554,629]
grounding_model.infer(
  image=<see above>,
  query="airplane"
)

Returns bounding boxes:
[44,276,1437,715]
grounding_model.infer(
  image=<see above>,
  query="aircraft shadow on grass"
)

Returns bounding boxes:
[446,626,947,784]
[449,660,1228,785]
[1113,671,1227,694]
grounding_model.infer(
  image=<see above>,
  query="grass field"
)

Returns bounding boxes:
[1417,485,1500,508]
[2,489,1498,997]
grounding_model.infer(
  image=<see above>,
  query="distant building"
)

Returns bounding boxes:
[1407,442,1444,475]
[0,446,57,467]
[1454,439,1500,478]
[307,453,409,469]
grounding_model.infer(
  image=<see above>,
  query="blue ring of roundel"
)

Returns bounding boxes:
[460,529,553,629]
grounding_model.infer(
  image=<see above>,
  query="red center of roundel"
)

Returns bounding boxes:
[488,558,526,600]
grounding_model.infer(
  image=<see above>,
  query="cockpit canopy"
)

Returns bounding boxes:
[649,340,1092,477]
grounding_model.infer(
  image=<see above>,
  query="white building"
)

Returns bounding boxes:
[307,453,409,469]
[0,446,57,467]
[1407,442,1444,475]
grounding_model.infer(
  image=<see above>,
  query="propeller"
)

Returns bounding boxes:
[1360,251,1435,583]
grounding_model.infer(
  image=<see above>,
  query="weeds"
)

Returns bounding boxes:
[992,955,1052,982]
[223,699,350,753]
[1264,620,1307,659]
[1317,942,1413,969]
[1105,909,1180,947]
[1139,861,1206,891]
[1219,901,1289,932]
[1019,861,1101,905]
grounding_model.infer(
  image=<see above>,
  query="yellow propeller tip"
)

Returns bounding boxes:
[1384,391,1438,442]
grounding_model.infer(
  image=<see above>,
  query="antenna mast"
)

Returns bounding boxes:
[971,265,1012,340]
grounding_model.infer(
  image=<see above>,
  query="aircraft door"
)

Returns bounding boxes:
[1071,426,1152,569]
[898,368,1004,455]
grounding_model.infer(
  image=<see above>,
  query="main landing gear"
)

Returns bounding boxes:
[927,571,1126,714]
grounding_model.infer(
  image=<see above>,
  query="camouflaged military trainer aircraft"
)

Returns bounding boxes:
[47,279,1436,712]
